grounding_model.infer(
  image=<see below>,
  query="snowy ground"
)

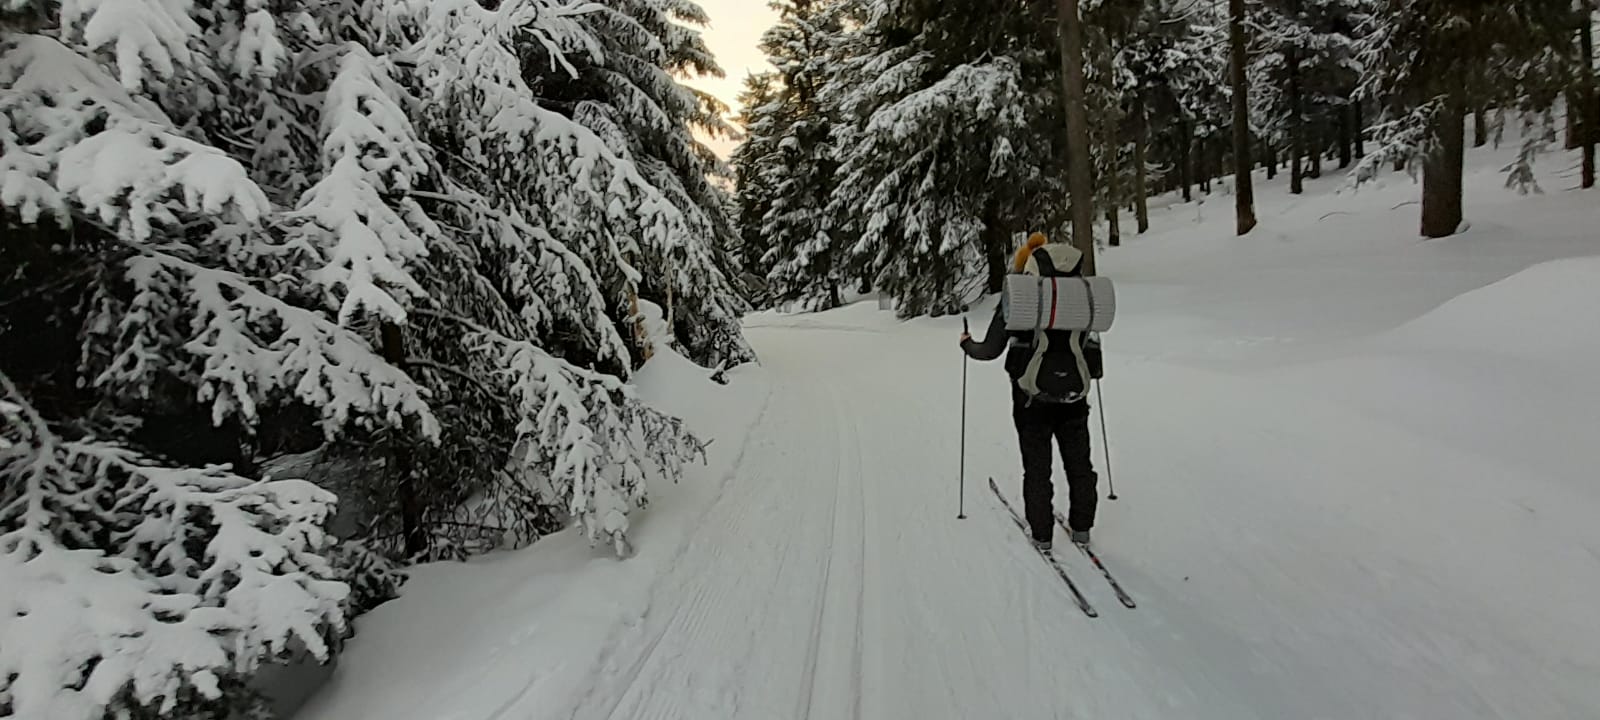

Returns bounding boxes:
[298,144,1600,719]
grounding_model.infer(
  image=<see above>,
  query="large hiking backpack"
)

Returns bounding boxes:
[1003,244,1103,404]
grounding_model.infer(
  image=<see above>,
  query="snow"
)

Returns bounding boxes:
[296,142,1598,717]
[296,342,771,720]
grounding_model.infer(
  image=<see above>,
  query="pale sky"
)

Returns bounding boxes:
[683,1,781,158]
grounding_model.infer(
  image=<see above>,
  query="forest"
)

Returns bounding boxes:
[2,0,1596,718]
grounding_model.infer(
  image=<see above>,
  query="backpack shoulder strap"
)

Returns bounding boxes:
[1029,246,1058,276]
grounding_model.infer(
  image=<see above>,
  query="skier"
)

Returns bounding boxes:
[960,232,1100,551]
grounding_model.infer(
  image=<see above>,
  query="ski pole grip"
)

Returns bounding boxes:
[963,317,970,334]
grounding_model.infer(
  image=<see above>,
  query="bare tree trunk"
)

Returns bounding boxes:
[982,202,1008,292]
[381,321,426,557]
[1288,47,1305,194]
[1134,101,1150,233]
[1106,132,1122,246]
[1266,141,1278,179]
[1472,63,1489,148]
[1339,104,1354,169]
[1200,136,1211,194]
[1228,0,1258,234]
[1308,123,1323,179]
[1582,0,1597,189]
[1569,90,1583,150]
[1355,97,1366,157]
[1056,0,1096,274]
[1180,121,1194,202]
[1422,77,1468,238]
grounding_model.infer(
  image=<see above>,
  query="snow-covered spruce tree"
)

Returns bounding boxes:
[755,0,857,312]
[731,70,784,294]
[316,0,715,556]
[1355,0,1580,237]
[1,14,433,717]
[1250,0,1371,193]
[1114,0,1228,206]
[1082,0,1146,246]
[4,5,723,698]
[541,0,755,369]
[827,0,1069,315]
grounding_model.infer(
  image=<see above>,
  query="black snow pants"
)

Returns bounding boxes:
[1013,397,1098,543]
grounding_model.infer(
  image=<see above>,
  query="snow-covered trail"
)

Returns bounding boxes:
[295,140,1599,720]
[565,302,1599,720]
[570,321,1208,720]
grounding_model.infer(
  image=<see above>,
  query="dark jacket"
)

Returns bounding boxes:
[962,303,1040,408]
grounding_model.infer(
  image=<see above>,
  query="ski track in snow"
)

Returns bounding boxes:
[573,344,870,720]
[564,308,1600,720]
[298,145,1600,720]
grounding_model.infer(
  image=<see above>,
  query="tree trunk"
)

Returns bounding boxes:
[1107,126,1122,247]
[1308,124,1323,179]
[1472,62,1489,148]
[1134,102,1150,233]
[1568,90,1583,150]
[1179,121,1193,202]
[1581,0,1596,189]
[1288,46,1304,194]
[1338,104,1354,169]
[1056,0,1096,274]
[1266,141,1278,179]
[1199,137,1211,194]
[381,321,426,558]
[1355,98,1366,157]
[1227,0,1258,234]
[982,203,1008,292]
[1422,79,1468,238]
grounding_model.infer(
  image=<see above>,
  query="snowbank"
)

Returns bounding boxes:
[1263,256,1600,492]
[295,335,769,720]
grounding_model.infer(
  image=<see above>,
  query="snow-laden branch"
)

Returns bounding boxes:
[468,325,702,556]
[0,35,270,239]
[0,372,348,720]
[96,251,440,440]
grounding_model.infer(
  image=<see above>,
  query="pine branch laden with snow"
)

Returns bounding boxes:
[0,35,270,239]
[5,0,749,581]
[0,373,348,720]
[288,42,437,326]
[395,0,751,367]
[473,329,703,557]
[54,0,201,90]
[90,251,440,440]
[396,0,671,267]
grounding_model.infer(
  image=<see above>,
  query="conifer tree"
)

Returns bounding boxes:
[828,0,1069,313]
[1357,0,1580,236]
[1,1,737,713]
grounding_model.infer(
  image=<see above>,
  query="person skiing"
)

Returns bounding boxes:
[960,232,1100,551]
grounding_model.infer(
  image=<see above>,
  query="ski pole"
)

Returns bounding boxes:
[958,317,969,519]
[1095,379,1117,501]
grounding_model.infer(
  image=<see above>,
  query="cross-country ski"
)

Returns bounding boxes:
[1055,510,1138,609]
[990,478,1098,617]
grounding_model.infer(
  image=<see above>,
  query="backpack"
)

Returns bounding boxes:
[1003,244,1103,404]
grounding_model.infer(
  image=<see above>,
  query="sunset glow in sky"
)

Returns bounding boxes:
[683,0,781,157]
